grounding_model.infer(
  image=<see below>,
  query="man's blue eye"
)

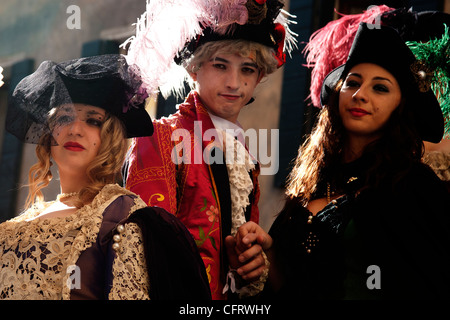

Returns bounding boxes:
[212,63,226,70]
[242,67,256,74]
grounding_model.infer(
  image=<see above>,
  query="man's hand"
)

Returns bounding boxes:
[224,222,273,282]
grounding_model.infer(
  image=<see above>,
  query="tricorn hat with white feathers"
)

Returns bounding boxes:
[121,0,297,100]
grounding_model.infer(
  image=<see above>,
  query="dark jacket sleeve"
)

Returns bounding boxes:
[127,206,212,300]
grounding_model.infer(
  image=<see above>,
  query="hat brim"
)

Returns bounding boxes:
[321,64,444,143]
[320,23,444,143]
[56,55,154,138]
[121,104,154,138]
[6,55,154,144]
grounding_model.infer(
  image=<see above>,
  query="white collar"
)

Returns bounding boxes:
[208,113,243,133]
[208,112,246,147]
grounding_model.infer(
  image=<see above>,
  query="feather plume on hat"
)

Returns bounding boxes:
[303,6,450,109]
[407,25,450,137]
[121,0,297,100]
[303,5,394,108]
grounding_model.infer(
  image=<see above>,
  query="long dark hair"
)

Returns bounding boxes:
[286,79,424,205]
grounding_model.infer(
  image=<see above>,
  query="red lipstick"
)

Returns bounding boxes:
[63,141,85,152]
[348,108,370,117]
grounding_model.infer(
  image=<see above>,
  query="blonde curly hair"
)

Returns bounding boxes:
[25,113,127,209]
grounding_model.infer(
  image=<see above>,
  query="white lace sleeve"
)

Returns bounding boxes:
[223,251,269,299]
[108,222,150,300]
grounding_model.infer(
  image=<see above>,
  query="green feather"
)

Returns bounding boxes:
[407,24,450,137]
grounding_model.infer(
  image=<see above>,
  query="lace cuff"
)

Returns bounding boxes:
[109,222,150,300]
[222,251,269,299]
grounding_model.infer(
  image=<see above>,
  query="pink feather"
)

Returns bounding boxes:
[213,0,249,35]
[303,5,394,108]
[122,0,296,99]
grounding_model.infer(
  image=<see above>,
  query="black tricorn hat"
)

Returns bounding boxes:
[175,0,289,68]
[321,23,444,143]
[6,54,153,144]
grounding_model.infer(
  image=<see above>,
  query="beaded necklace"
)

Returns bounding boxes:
[302,177,358,254]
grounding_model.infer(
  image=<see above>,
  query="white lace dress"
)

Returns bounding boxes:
[0,184,150,300]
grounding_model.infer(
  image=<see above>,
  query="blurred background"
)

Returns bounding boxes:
[1,0,449,230]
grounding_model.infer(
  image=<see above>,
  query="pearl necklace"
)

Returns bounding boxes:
[56,192,79,201]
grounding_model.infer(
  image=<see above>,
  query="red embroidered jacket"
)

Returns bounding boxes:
[124,91,260,299]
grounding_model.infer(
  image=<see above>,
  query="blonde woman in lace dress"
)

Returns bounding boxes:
[0,55,210,300]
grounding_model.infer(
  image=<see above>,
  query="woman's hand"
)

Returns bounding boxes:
[224,221,272,282]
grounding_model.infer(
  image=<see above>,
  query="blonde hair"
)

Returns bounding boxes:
[186,39,278,85]
[25,114,127,209]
